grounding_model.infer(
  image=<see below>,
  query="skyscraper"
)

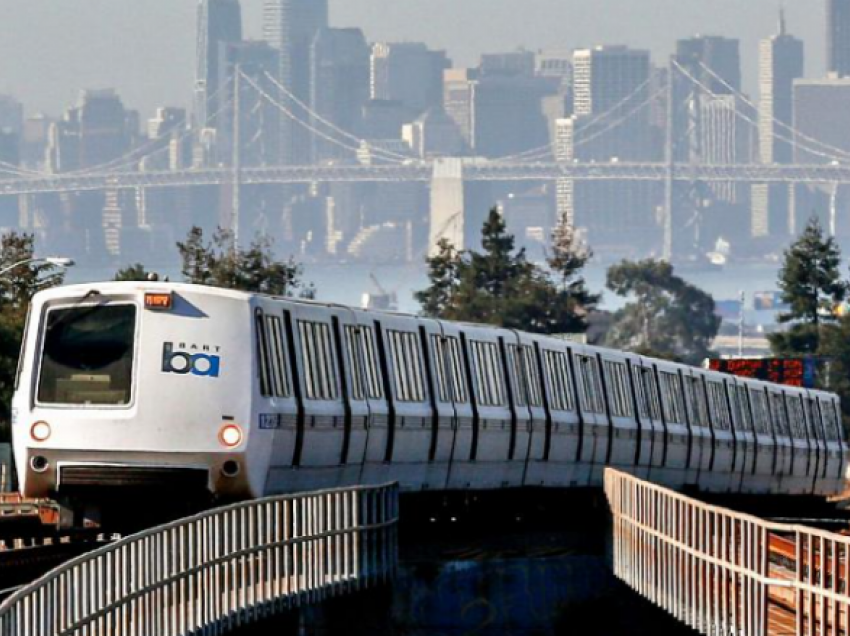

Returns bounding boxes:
[752,12,803,238]
[370,43,450,115]
[310,28,370,161]
[196,0,243,129]
[263,0,329,164]
[828,0,850,77]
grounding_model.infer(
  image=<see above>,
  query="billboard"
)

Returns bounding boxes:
[708,357,817,388]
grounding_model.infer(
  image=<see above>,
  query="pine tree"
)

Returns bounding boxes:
[770,217,847,355]
[605,259,720,364]
[114,263,152,281]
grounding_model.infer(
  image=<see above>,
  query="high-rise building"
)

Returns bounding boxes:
[263,0,329,164]
[370,43,450,115]
[0,95,23,136]
[828,0,850,77]
[196,0,243,129]
[567,46,659,254]
[310,28,370,161]
[753,12,804,238]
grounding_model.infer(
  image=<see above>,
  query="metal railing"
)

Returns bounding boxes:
[0,483,398,636]
[605,468,850,636]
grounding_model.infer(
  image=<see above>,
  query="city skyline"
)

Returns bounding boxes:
[0,0,828,119]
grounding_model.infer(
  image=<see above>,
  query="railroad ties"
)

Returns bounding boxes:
[605,468,850,636]
[0,483,399,636]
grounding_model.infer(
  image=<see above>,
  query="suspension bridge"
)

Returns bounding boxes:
[3,59,850,259]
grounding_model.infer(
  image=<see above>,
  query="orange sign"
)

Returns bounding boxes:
[144,292,173,311]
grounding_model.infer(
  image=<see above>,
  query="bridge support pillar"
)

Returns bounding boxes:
[429,158,492,254]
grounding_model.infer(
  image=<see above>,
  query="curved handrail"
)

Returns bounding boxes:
[0,483,399,636]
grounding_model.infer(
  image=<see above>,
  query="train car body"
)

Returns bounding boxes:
[11,282,849,505]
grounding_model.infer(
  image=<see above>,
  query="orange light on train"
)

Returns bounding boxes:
[219,424,243,448]
[144,293,173,311]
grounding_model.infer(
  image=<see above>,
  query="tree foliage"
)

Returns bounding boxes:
[770,217,847,355]
[0,233,66,439]
[604,259,720,364]
[114,263,153,282]
[177,227,315,298]
[415,208,598,334]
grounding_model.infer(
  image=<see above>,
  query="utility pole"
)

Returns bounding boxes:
[231,65,242,247]
[663,59,675,261]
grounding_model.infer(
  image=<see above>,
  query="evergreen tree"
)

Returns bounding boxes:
[176,226,314,297]
[416,208,598,334]
[113,263,152,282]
[770,217,846,355]
[605,259,720,364]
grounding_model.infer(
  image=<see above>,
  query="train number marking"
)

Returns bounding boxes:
[259,414,282,430]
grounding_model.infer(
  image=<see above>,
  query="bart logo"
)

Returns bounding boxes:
[162,342,221,378]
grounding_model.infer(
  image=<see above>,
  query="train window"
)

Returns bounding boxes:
[748,389,771,435]
[820,399,840,441]
[658,371,685,424]
[729,386,749,432]
[543,349,573,411]
[388,330,426,403]
[633,367,661,421]
[14,306,32,391]
[265,316,290,398]
[769,393,790,437]
[575,355,604,414]
[37,304,136,406]
[446,337,468,404]
[786,397,806,439]
[431,336,451,403]
[507,344,543,408]
[298,321,339,401]
[470,340,506,407]
[706,382,731,431]
[684,377,709,427]
[344,326,383,401]
[603,360,633,418]
[256,313,272,397]
[804,398,823,441]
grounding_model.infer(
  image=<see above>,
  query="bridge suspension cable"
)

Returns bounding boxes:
[241,70,409,165]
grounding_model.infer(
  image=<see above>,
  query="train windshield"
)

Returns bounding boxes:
[37,304,137,406]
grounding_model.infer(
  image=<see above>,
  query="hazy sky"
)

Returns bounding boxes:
[0,0,826,120]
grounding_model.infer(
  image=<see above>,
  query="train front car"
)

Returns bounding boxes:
[12,282,258,516]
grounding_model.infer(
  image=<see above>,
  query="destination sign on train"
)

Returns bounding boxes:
[708,358,816,389]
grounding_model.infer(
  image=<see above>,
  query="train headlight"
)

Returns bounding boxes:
[30,421,51,442]
[219,424,243,448]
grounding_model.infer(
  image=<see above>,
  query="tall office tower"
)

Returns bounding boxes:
[828,0,850,76]
[370,42,450,115]
[263,0,329,164]
[310,28,370,162]
[480,50,536,77]
[443,68,479,149]
[196,0,243,129]
[0,95,23,136]
[217,41,280,166]
[570,46,658,254]
[752,12,804,238]
[793,77,850,239]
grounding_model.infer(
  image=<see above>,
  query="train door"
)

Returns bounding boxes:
[728,379,756,493]
[374,315,436,490]
[417,319,460,490]
[766,388,793,483]
[500,332,533,478]
[334,309,386,487]
[253,302,299,496]
[704,373,736,492]
[682,370,712,487]
[817,393,845,487]
[280,303,347,491]
[527,338,582,487]
[783,390,811,494]
[598,351,640,472]
[747,384,775,493]
[505,333,548,487]
[570,346,609,485]
[433,322,475,490]
[460,327,518,489]
[654,362,691,488]
[802,392,826,492]
[631,358,664,481]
